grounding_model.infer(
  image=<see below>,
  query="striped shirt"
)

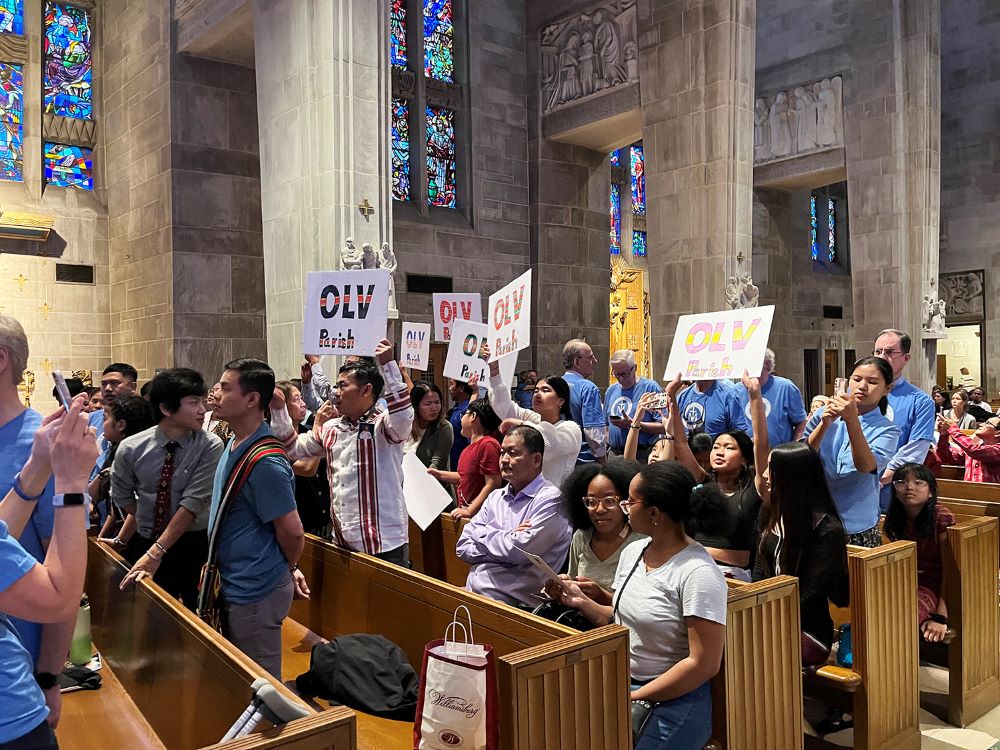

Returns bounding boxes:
[272,361,413,555]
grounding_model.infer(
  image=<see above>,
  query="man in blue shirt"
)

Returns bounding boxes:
[447,378,474,470]
[208,358,308,678]
[513,369,537,409]
[873,329,935,511]
[87,362,138,435]
[604,349,662,462]
[735,349,807,446]
[562,339,608,464]
[675,378,750,438]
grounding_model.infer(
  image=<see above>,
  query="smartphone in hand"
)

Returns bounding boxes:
[52,370,72,410]
[834,377,848,398]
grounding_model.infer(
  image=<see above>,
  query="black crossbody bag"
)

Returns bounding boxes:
[612,542,655,743]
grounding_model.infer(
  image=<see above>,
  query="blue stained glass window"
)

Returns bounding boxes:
[632,230,647,257]
[0,0,23,35]
[810,195,819,261]
[610,149,620,167]
[44,3,92,120]
[426,106,456,208]
[423,0,454,82]
[827,197,836,263]
[44,142,92,189]
[391,98,410,201]
[391,0,407,68]
[630,144,645,215]
[610,184,621,255]
[0,62,23,181]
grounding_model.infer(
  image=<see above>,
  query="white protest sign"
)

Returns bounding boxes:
[432,293,482,342]
[401,322,431,370]
[443,320,517,386]
[663,305,775,381]
[487,269,531,362]
[302,269,390,356]
[402,452,454,530]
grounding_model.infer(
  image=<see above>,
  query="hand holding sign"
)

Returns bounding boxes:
[663,306,775,381]
[487,269,531,362]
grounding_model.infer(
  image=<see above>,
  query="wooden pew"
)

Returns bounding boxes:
[938,466,964,481]
[937,477,1000,503]
[803,541,920,750]
[409,513,470,587]
[292,534,631,749]
[78,539,356,750]
[920,516,1000,726]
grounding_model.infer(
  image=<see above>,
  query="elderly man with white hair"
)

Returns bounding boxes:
[561,339,608,465]
[604,349,663,463]
[735,348,808,446]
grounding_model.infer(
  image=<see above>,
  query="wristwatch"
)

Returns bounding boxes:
[52,492,89,507]
[34,672,59,690]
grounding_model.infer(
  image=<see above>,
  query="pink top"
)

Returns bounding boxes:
[936,425,1000,483]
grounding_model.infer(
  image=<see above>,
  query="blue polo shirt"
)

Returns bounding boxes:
[604,377,662,449]
[0,520,49,742]
[736,375,808,447]
[208,422,296,605]
[884,376,936,465]
[448,398,470,471]
[0,409,55,664]
[563,371,605,463]
[804,408,900,534]
[676,380,750,438]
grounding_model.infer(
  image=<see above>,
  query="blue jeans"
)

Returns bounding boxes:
[633,680,712,750]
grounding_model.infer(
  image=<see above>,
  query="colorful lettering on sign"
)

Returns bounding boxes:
[491,284,526,330]
[318,284,376,320]
[684,319,761,354]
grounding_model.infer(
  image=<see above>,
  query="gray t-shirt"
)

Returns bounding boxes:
[567,528,647,591]
[612,541,728,682]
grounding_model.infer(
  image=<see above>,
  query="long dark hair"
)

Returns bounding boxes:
[410,380,446,428]
[884,463,938,541]
[851,356,894,415]
[713,429,755,484]
[536,374,573,421]
[758,442,844,575]
[561,459,641,531]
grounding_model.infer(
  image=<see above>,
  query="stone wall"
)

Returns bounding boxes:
[938,0,1000,394]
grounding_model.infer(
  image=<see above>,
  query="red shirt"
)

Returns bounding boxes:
[457,436,501,507]
[936,426,1000,483]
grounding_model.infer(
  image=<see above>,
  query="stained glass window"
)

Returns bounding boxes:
[0,63,22,181]
[391,98,411,201]
[0,1,23,35]
[426,106,456,208]
[610,149,620,167]
[827,197,836,263]
[44,3,92,120]
[44,142,92,189]
[423,0,454,82]
[810,194,819,261]
[391,0,407,68]
[609,184,621,255]
[632,230,647,257]
[630,144,645,215]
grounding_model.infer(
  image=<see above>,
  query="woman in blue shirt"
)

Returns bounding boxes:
[804,357,901,547]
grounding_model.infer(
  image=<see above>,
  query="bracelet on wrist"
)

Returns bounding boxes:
[153,541,168,556]
[629,424,641,431]
[11,472,45,502]
[929,613,948,626]
[113,536,127,548]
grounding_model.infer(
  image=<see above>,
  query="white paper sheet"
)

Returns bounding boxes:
[402,452,455,530]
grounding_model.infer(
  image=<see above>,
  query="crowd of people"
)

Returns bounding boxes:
[0,311,995,749]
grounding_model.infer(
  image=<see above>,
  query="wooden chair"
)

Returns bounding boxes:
[803,542,920,750]
[77,539,356,750]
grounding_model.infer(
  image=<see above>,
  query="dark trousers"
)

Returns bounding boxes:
[124,530,208,611]
[0,721,58,750]
[374,544,410,568]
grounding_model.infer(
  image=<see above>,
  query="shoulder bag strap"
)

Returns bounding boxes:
[611,541,652,623]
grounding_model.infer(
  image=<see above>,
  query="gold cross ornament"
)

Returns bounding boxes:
[358,198,375,218]
[15,273,27,291]
[40,358,53,374]
[38,302,52,319]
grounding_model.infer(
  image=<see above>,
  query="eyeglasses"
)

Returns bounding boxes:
[985,421,1000,430]
[892,479,929,489]
[872,348,903,357]
[619,498,642,514]
[582,496,622,510]
[612,366,636,379]
[576,353,598,362]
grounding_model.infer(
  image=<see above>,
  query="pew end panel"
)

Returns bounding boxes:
[438,512,471,587]
[715,576,804,750]
[86,539,356,750]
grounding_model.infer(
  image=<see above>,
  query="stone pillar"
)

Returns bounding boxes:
[253,0,392,376]
[638,0,756,374]
[845,0,940,388]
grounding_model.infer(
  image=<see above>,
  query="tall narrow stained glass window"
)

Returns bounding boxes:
[391,98,411,201]
[632,230,647,257]
[44,2,92,120]
[810,195,819,261]
[0,1,23,35]
[827,197,837,263]
[609,184,621,255]
[44,142,92,189]
[423,0,454,82]
[630,144,645,215]
[390,0,407,69]
[0,62,23,181]
[426,106,456,208]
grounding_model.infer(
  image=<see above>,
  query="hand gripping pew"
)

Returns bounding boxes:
[290,534,631,750]
[803,541,920,750]
[75,538,356,750]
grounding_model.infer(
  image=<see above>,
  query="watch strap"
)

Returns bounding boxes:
[52,492,89,507]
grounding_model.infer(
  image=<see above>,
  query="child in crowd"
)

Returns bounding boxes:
[934,412,1000,483]
[883,463,955,643]
[93,395,155,536]
[428,398,502,519]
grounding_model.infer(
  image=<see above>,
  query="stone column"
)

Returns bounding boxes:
[844,0,940,388]
[253,0,392,376]
[638,0,756,374]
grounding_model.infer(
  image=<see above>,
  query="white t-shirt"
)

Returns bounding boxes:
[612,541,728,682]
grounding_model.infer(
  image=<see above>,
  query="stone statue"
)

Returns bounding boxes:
[922,295,935,331]
[754,98,770,162]
[816,78,840,147]
[341,237,363,269]
[941,270,985,317]
[549,32,581,108]
[768,92,792,158]
[738,272,760,308]
[579,31,597,97]
[931,299,947,333]
[793,86,819,152]
[754,76,844,164]
[725,276,741,309]
[378,242,397,274]
[361,242,377,269]
[593,10,628,89]
[624,40,638,81]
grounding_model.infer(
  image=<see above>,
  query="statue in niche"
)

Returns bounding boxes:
[593,9,628,89]
[816,78,841,147]
[793,86,819,152]
[624,41,638,81]
[379,241,398,309]
[341,237,363,270]
[768,92,792,158]
[610,293,627,333]
[738,272,760,308]
[754,99,770,162]
[361,243,378,269]
[725,276,741,310]
[579,31,596,97]
[922,295,935,331]
[931,300,947,333]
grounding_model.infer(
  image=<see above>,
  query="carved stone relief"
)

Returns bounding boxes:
[754,77,843,164]
[940,270,985,323]
[540,1,637,114]
[725,273,760,310]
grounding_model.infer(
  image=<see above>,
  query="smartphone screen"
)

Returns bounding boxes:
[52,370,72,410]
[834,378,848,398]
